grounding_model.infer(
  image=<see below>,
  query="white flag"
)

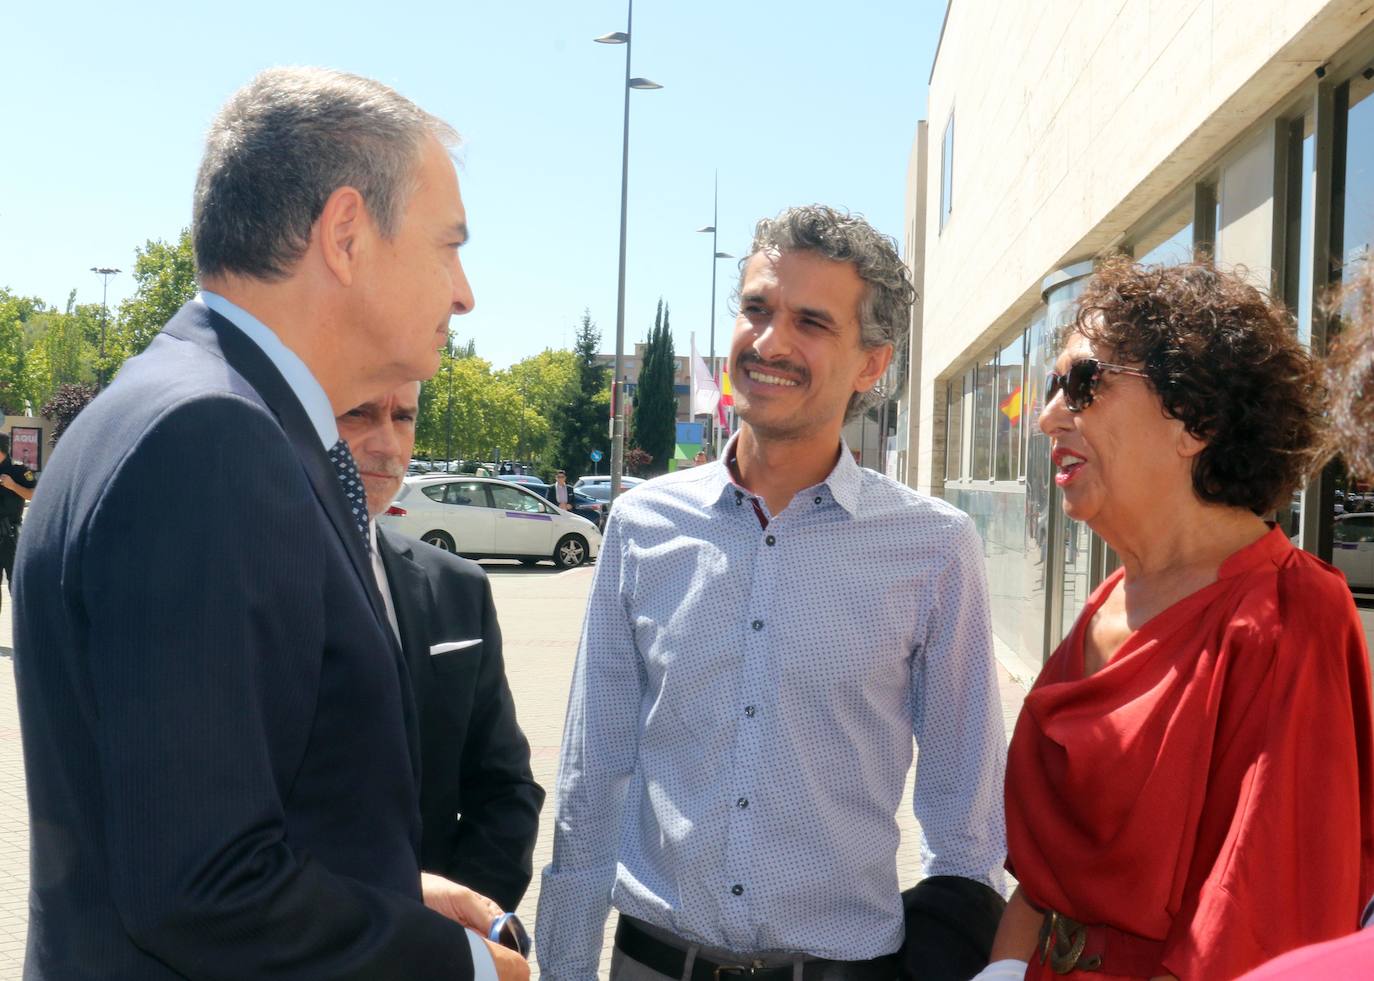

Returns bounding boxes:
[689,334,720,418]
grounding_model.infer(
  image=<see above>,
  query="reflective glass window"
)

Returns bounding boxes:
[946,377,964,481]
[971,353,995,480]
[995,333,1025,481]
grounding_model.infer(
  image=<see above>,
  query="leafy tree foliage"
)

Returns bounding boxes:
[41,383,98,446]
[106,230,198,375]
[554,310,610,482]
[625,446,653,477]
[632,299,677,474]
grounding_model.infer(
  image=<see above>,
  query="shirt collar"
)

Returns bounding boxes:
[199,291,339,450]
[713,430,863,518]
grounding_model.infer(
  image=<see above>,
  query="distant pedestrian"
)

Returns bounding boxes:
[538,205,1006,981]
[0,433,35,607]
[692,449,707,466]
[553,470,572,510]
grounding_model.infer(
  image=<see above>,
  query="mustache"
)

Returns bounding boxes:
[354,455,406,479]
[735,351,809,385]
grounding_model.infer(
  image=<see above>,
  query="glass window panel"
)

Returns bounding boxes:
[488,484,542,512]
[971,353,995,480]
[995,333,1024,481]
[1340,74,1374,280]
[1133,198,1195,267]
[940,112,955,231]
[945,377,964,481]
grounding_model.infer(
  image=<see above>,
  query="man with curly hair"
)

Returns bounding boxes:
[537,206,1008,980]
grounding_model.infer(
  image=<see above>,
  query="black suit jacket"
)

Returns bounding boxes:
[377,528,543,911]
[13,300,475,979]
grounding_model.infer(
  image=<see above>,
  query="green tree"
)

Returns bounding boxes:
[0,289,45,414]
[501,348,575,465]
[555,310,609,482]
[632,299,677,474]
[414,341,530,466]
[106,230,198,378]
[23,292,99,412]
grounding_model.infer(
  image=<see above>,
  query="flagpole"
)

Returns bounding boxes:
[708,172,719,455]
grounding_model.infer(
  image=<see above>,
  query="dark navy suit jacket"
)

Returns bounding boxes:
[376,529,543,911]
[13,300,475,979]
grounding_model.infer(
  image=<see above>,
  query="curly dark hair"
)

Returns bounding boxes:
[1327,263,1374,481]
[1068,255,1324,515]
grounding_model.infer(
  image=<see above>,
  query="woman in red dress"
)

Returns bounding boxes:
[976,257,1374,981]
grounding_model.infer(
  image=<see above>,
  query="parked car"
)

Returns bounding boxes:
[500,474,547,487]
[380,475,601,568]
[574,474,645,492]
[1333,512,1374,591]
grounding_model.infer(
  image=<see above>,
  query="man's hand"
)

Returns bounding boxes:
[420,872,502,933]
[0,474,15,491]
[484,939,530,981]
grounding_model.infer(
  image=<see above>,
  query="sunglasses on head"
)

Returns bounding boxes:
[1045,358,1150,413]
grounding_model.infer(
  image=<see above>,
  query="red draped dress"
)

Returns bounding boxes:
[1005,527,1374,980]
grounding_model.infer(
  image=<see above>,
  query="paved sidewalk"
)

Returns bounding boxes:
[0,602,24,976]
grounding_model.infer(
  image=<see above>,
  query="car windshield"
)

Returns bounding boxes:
[579,484,612,502]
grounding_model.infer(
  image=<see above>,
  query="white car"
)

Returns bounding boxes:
[1333,512,1374,591]
[573,474,646,492]
[380,475,601,568]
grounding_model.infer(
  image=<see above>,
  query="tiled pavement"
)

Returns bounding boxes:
[0,601,24,976]
[0,565,1030,979]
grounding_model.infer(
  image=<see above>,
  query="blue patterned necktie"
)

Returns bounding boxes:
[327,439,370,555]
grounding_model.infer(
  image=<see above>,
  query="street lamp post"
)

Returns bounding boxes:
[90,267,120,390]
[444,339,454,473]
[696,174,734,456]
[596,0,661,505]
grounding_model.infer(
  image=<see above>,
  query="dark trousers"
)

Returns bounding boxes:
[0,518,19,602]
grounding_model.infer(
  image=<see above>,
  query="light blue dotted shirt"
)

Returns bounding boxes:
[537,439,1007,979]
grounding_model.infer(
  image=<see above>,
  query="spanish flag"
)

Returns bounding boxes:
[717,365,734,426]
[999,384,1022,423]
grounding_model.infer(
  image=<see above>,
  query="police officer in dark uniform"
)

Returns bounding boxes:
[0,433,36,608]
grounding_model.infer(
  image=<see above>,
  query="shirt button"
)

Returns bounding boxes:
[765,535,776,546]
[751,619,763,631]
[737,797,749,809]
[744,705,756,718]
[814,496,822,504]
[731,884,744,896]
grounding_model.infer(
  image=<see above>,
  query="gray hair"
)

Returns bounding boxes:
[742,205,916,419]
[193,67,459,281]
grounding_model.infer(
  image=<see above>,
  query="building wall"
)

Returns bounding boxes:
[910,0,1374,670]
[914,0,1374,495]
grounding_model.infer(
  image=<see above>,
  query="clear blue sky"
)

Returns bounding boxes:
[1,1,944,369]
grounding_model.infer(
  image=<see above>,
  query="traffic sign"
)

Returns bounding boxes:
[589,449,604,463]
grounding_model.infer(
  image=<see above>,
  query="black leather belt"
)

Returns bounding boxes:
[614,917,900,981]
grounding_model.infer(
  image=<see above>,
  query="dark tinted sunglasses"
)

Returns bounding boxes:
[1045,358,1150,413]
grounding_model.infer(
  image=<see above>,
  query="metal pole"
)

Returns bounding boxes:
[444,347,454,473]
[709,174,720,456]
[90,267,120,390]
[609,0,634,503]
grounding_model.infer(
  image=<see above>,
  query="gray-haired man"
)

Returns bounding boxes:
[15,68,525,980]
[537,206,1007,980]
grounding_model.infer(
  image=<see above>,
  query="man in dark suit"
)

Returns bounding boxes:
[13,67,525,980]
[337,381,543,912]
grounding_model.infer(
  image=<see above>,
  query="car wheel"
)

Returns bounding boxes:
[422,530,456,552]
[553,534,588,569]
